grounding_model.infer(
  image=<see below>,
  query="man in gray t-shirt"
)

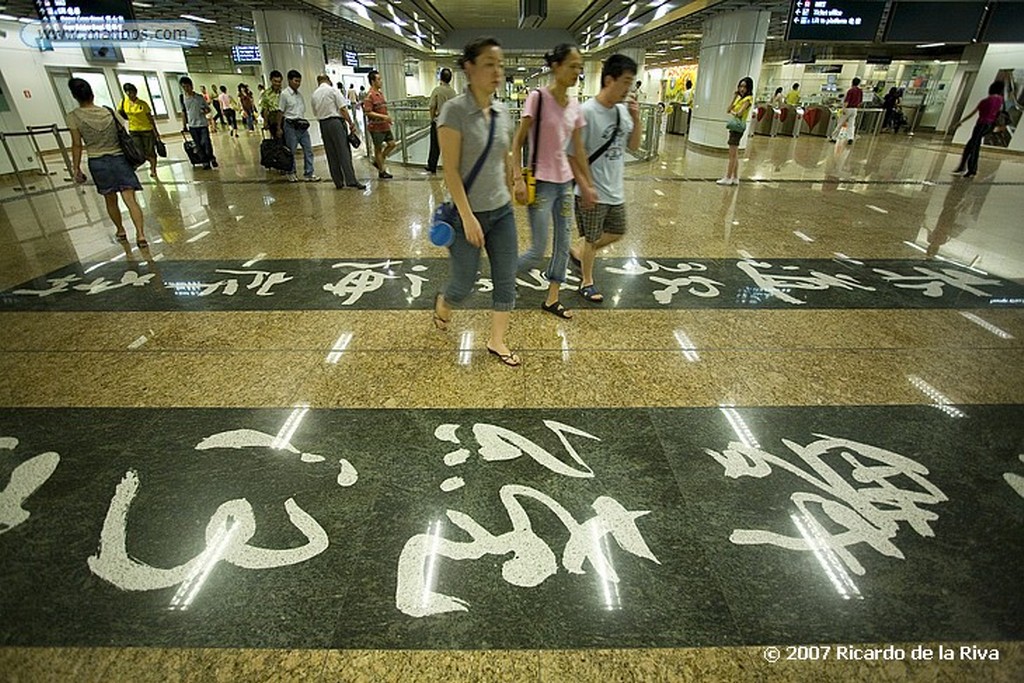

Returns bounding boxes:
[179,76,217,170]
[568,55,641,304]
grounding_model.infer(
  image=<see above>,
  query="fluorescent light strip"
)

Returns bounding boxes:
[272,405,310,450]
[181,14,216,24]
[719,404,760,449]
[457,331,474,366]
[421,520,443,609]
[908,375,965,418]
[325,332,354,364]
[959,312,1014,339]
[901,240,927,254]
[168,519,238,610]
[242,253,267,268]
[790,511,862,600]
[673,330,699,362]
[186,230,210,243]
[793,230,815,243]
[916,42,945,48]
[866,204,888,214]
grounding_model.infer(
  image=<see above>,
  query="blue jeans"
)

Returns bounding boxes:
[284,120,314,176]
[517,180,573,283]
[445,202,518,312]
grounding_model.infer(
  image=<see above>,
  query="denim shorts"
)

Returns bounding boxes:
[87,154,142,195]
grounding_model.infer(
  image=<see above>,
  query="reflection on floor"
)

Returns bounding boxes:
[1,131,1022,680]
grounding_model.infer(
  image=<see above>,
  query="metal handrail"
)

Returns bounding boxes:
[0,124,75,195]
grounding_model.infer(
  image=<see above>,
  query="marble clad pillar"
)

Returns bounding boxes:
[688,10,770,150]
[374,47,408,102]
[253,9,326,146]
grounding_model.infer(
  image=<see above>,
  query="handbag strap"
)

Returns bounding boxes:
[588,107,620,166]
[462,106,497,195]
[530,88,543,172]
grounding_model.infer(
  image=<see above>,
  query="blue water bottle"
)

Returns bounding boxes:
[430,203,457,247]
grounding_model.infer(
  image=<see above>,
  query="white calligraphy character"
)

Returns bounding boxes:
[324,261,402,305]
[873,267,1002,299]
[736,260,876,306]
[73,270,155,296]
[13,274,80,298]
[706,434,948,575]
[396,484,659,617]
[0,437,60,535]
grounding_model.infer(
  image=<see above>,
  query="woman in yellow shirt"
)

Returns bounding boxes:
[119,83,162,178]
[718,76,753,186]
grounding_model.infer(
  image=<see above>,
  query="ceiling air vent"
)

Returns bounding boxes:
[518,0,547,30]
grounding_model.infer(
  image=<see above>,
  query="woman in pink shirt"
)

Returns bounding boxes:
[952,81,1005,178]
[513,44,599,320]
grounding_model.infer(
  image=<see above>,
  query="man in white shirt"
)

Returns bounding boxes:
[279,69,319,182]
[568,54,642,304]
[312,75,365,190]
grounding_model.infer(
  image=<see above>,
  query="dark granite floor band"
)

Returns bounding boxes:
[4,258,1022,312]
[1,405,1021,649]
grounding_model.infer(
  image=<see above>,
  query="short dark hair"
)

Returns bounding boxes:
[179,76,193,87]
[544,43,578,67]
[440,67,453,84]
[458,37,501,69]
[792,83,799,90]
[122,83,137,94]
[68,77,94,104]
[852,77,861,86]
[269,70,283,80]
[368,69,380,83]
[287,70,301,81]
[219,85,227,93]
[600,54,638,89]
[988,80,1003,96]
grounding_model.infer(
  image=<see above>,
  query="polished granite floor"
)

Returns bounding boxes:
[1,129,1022,681]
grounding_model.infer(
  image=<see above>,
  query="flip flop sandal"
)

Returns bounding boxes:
[541,300,573,320]
[432,293,450,331]
[115,233,129,243]
[578,284,604,303]
[136,239,149,249]
[487,347,521,367]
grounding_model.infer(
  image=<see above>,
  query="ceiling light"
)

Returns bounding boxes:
[916,42,945,48]
[181,14,216,24]
[234,25,253,32]
[132,2,153,7]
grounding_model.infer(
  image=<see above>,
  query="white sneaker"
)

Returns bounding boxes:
[716,177,732,186]
[305,175,321,182]
[287,174,298,182]
[731,178,740,185]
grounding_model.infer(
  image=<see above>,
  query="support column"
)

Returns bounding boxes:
[374,47,407,102]
[418,60,438,98]
[253,9,325,146]
[583,59,602,98]
[689,10,770,150]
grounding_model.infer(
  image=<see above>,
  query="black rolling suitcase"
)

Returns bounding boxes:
[182,130,207,166]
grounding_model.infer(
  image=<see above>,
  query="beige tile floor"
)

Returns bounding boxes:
[1,129,1022,681]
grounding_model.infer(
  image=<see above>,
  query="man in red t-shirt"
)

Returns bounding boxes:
[362,70,401,179]
[829,77,863,144]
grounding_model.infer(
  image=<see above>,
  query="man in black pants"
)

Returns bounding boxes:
[425,68,456,174]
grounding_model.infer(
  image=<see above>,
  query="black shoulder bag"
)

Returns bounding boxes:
[520,89,543,204]
[104,106,146,168]
[587,106,621,165]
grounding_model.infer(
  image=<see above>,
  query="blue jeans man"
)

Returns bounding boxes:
[283,119,316,180]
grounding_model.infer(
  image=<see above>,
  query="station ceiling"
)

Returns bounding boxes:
[1,1,967,67]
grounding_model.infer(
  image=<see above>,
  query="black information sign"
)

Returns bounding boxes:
[884,1,987,43]
[343,46,360,68]
[786,0,886,42]
[34,0,135,40]
[230,45,261,64]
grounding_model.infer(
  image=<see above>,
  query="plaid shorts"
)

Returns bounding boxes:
[575,197,627,243]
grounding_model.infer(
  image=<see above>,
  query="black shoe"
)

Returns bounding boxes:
[211,159,219,168]
[347,182,367,189]
[378,172,393,179]
[202,164,212,170]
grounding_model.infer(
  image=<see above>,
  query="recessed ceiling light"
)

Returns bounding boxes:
[132,1,153,7]
[234,25,253,32]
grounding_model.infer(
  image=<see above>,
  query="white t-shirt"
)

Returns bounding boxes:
[572,98,634,205]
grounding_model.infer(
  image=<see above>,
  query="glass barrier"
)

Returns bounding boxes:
[368,99,664,168]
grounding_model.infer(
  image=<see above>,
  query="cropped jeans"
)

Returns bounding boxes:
[517,180,573,284]
[445,202,518,312]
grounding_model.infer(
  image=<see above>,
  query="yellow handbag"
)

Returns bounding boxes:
[518,89,542,205]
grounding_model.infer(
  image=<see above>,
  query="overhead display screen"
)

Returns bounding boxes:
[980,2,1024,43]
[230,45,261,64]
[35,0,135,40]
[786,1,886,42]
[884,1,987,42]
